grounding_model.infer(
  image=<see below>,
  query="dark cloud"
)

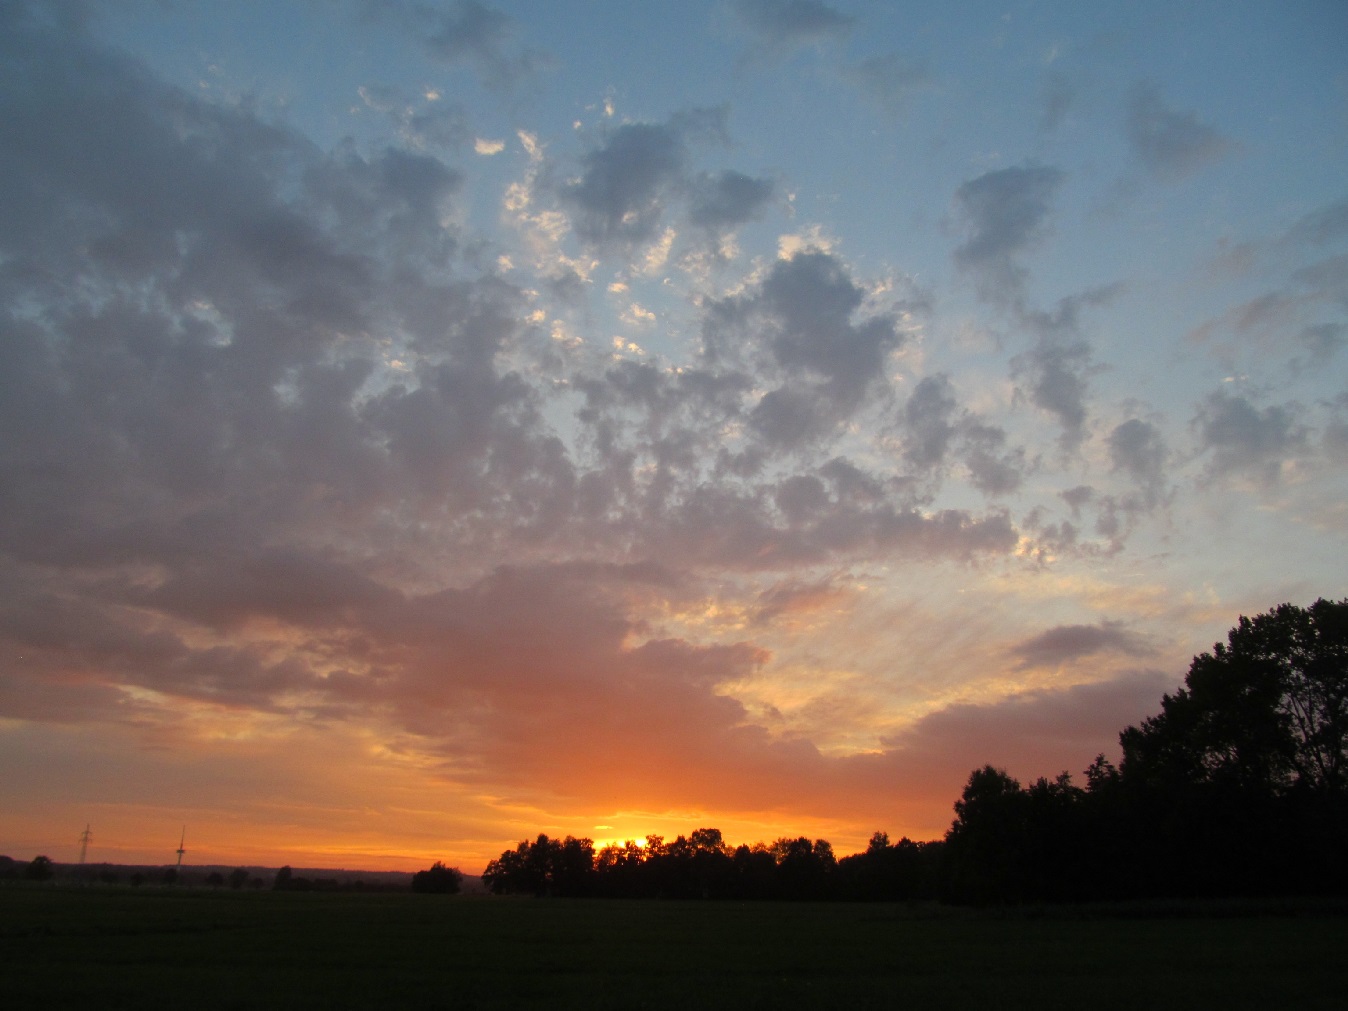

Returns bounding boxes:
[0,7,580,593]
[562,109,728,245]
[1007,288,1119,452]
[864,672,1174,813]
[896,378,1027,498]
[731,0,853,54]
[564,122,686,244]
[902,375,959,471]
[643,473,1018,571]
[143,548,402,631]
[1193,389,1308,482]
[1108,418,1167,504]
[1300,322,1346,363]
[688,170,775,230]
[751,577,849,625]
[1283,198,1348,248]
[1039,70,1076,133]
[1061,485,1094,514]
[1293,252,1348,310]
[1126,83,1230,180]
[1325,393,1348,464]
[1009,621,1154,670]
[952,165,1065,303]
[961,423,1026,498]
[1012,339,1093,449]
[845,53,931,116]
[757,252,898,393]
[895,374,1029,496]
[703,249,904,450]
[356,83,473,151]
[359,0,552,90]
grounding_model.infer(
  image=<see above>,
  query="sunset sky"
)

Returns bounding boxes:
[2,0,1346,874]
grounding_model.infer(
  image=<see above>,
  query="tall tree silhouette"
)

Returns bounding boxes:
[1121,599,1348,797]
[1117,599,1348,896]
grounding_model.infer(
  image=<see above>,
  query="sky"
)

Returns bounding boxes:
[2,0,1346,874]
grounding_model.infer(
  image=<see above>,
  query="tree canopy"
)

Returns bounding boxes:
[1121,598,1347,798]
[411,861,463,894]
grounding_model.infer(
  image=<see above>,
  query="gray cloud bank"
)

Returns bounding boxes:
[0,5,1025,777]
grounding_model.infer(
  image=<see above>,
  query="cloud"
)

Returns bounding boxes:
[1038,70,1076,133]
[561,108,730,246]
[1108,418,1167,504]
[1283,198,1348,248]
[755,252,900,393]
[356,83,473,151]
[751,577,851,626]
[1009,621,1154,670]
[952,165,1066,303]
[360,0,552,90]
[1326,393,1348,464]
[731,0,854,56]
[1126,83,1230,180]
[902,375,959,471]
[1012,339,1093,449]
[864,672,1174,813]
[141,548,402,631]
[896,377,1029,499]
[703,249,904,449]
[961,423,1026,498]
[1299,322,1346,363]
[688,170,775,230]
[845,53,931,116]
[1192,389,1308,483]
[642,474,1019,571]
[0,8,583,590]
[1007,288,1119,452]
[1294,252,1348,310]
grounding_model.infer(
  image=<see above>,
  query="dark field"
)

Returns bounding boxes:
[2,887,1345,1009]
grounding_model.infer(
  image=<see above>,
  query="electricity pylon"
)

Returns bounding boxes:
[78,824,92,864]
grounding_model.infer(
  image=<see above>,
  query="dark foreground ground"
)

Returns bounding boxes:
[2,886,1345,1009]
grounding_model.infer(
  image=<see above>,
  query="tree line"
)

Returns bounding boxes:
[482,599,1348,904]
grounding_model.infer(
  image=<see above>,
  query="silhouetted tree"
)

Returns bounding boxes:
[838,832,944,901]
[206,871,225,888]
[595,840,647,897]
[730,844,777,899]
[942,766,1030,904]
[771,836,836,900]
[272,865,292,890]
[1119,599,1348,896]
[936,601,1348,904]
[482,834,595,896]
[24,855,54,882]
[1122,599,1348,797]
[228,867,250,890]
[411,861,463,894]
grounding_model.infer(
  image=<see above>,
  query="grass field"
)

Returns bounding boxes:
[2,886,1345,1009]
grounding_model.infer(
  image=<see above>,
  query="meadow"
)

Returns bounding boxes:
[2,885,1345,1009]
